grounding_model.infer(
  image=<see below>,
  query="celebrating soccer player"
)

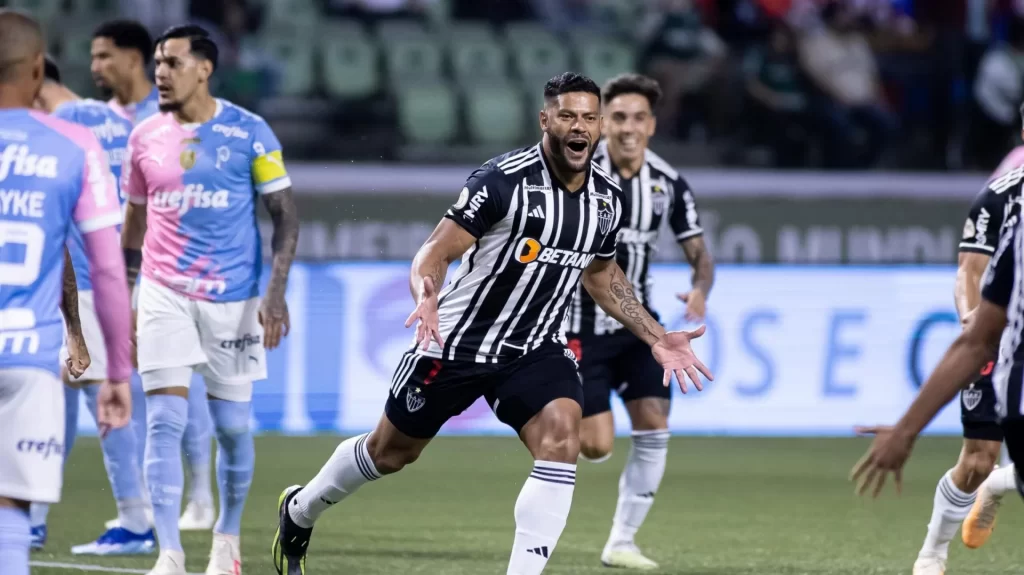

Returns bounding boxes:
[904,112,1024,575]
[93,19,218,532]
[563,73,714,570]
[272,72,712,575]
[121,25,298,575]
[25,57,156,556]
[0,10,134,575]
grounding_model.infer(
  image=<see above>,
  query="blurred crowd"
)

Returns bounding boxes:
[115,0,1024,170]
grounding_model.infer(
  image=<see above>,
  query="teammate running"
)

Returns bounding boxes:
[27,57,157,556]
[272,72,712,575]
[93,19,217,531]
[564,73,714,570]
[0,10,133,575]
[910,116,1024,575]
[121,25,298,575]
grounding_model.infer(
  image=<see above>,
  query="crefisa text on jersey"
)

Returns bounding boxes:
[0,143,58,182]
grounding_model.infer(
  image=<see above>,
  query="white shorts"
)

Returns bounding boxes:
[137,279,266,398]
[59,291,107,382]
[0,368,64,503]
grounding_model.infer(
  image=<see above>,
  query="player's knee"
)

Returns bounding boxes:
[579,435,613,461]
[366,435,421,475]
[532,412,581,463]
[962,449,999,483]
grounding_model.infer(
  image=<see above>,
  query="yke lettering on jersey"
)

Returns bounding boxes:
[150,184,229,215]
[0,144,58,181]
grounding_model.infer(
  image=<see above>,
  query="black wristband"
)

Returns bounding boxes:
[123,248,142,271]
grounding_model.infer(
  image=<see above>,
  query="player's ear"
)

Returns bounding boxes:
[539,106,549,133]
[199,59,213,83]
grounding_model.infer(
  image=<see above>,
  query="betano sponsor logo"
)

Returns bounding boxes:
[0,144,57,181]
[514,237,595,269]
[151,183,229,215]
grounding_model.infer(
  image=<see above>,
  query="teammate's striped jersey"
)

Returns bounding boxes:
[960,161,1024,256]
[984,216,1024,417]
[429,143,624,363]
[53,99,133,292]
[0,109,121,375]
[566,141,702,336]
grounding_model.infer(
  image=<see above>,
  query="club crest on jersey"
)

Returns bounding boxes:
[962,386,983,411]
[651,185,668,216]
[596,200,614,235]
[179,149,197,170]
[406,386,426,413]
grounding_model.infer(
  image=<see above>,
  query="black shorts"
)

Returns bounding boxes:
[961,361,1003,442]
[566,329,667,419]
[384,343,583,439]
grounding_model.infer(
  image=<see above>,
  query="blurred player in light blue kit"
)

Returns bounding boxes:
[120,25,298,574]
[92,19,218,532]
[0,10,134,575]
[26,56,157,556]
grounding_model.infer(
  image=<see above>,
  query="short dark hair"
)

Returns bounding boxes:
[93,20,153,64]
[602,73,662,110]
[543,72,600,104]
[43,55,60,83]
[156,25,218,71]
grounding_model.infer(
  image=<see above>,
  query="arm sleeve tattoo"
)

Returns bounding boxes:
[261,188,300,298]
[61,246,82,337]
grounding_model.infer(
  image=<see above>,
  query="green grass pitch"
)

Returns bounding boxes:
[32,436,1023,574]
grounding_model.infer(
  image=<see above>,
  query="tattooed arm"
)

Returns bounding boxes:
[409,218,476,303]
[61,246,83,340]
[260,188,300,350]
[582,258,667,346]
[681,236,715,297]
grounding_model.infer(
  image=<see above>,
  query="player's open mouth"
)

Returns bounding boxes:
[566,139,588,158]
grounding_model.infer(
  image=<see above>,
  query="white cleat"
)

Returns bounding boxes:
[179,500,217,531]
[913,555,946,575]
[206,532,242,575]
[601,542,659,570]
[147,550,188,575]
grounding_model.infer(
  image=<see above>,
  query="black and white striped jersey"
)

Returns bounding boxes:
[426,143,625,363]
[960,166,1024,256]
[565,141,703,336]
[984,216,1024,417]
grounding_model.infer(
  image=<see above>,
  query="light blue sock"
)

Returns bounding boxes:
[131,374,147,471]
[209,398,254,536]
[183,378,213,506]
[0,507,30,575]
[28,385,80,527]
[145,394,188,552]
[82,384,148,533]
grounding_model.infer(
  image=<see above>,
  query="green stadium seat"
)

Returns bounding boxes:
[261,34,315,97]
[576,38,636,87]
[397,83,457,144]
[464,84,525,146]
[379,28,444,88]
[505,25,570,86]
[448,25,508,87]
[67,0,117,19]
[265,0,320,29]
[321,23,380,99]
[8,0,61,21]
[60,25,95,71]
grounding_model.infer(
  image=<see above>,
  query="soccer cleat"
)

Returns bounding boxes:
[962,478,1005,549]
[147,549,188,575]
[30,524,46,550]
[180,500,217,531]
[71,526,157,556]
[600,542,659,570]
[912,556,946,575]
[105,506,155,530]
[206,532,242,575]
[272,485,312,575]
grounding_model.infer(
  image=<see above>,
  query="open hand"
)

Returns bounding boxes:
[850,425,914,498]
[651,325,713,394]
[405,276,444,351]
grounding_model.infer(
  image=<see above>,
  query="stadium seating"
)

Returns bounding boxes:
[265,0,319,29]
[448,23,508,88]
[321,22,380,99]
[377,21,445,88]
[575,35,636,87]
[260,32,316,97]
[396,83,457,144]
[465,84,525,145]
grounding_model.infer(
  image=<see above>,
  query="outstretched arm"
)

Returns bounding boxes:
[409,218,476,303]
[581,258,665,346]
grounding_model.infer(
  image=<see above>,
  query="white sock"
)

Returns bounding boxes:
[507,461,576,575]
[608,430,669,548]
[117,498,151,534]
[919,470,976,559]
[985,464,1018,497]
[288,434,380,528]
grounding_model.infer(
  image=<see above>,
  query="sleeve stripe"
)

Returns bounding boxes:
[676,228,704,240]
[77,211,123,234]
[257,176,292,195]
[959,242,995,253]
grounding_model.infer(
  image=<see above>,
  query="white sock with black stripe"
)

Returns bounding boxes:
[507,461,576,575]
[289,433,381,528]
[607,429,670,548]
[919,469,977,559]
